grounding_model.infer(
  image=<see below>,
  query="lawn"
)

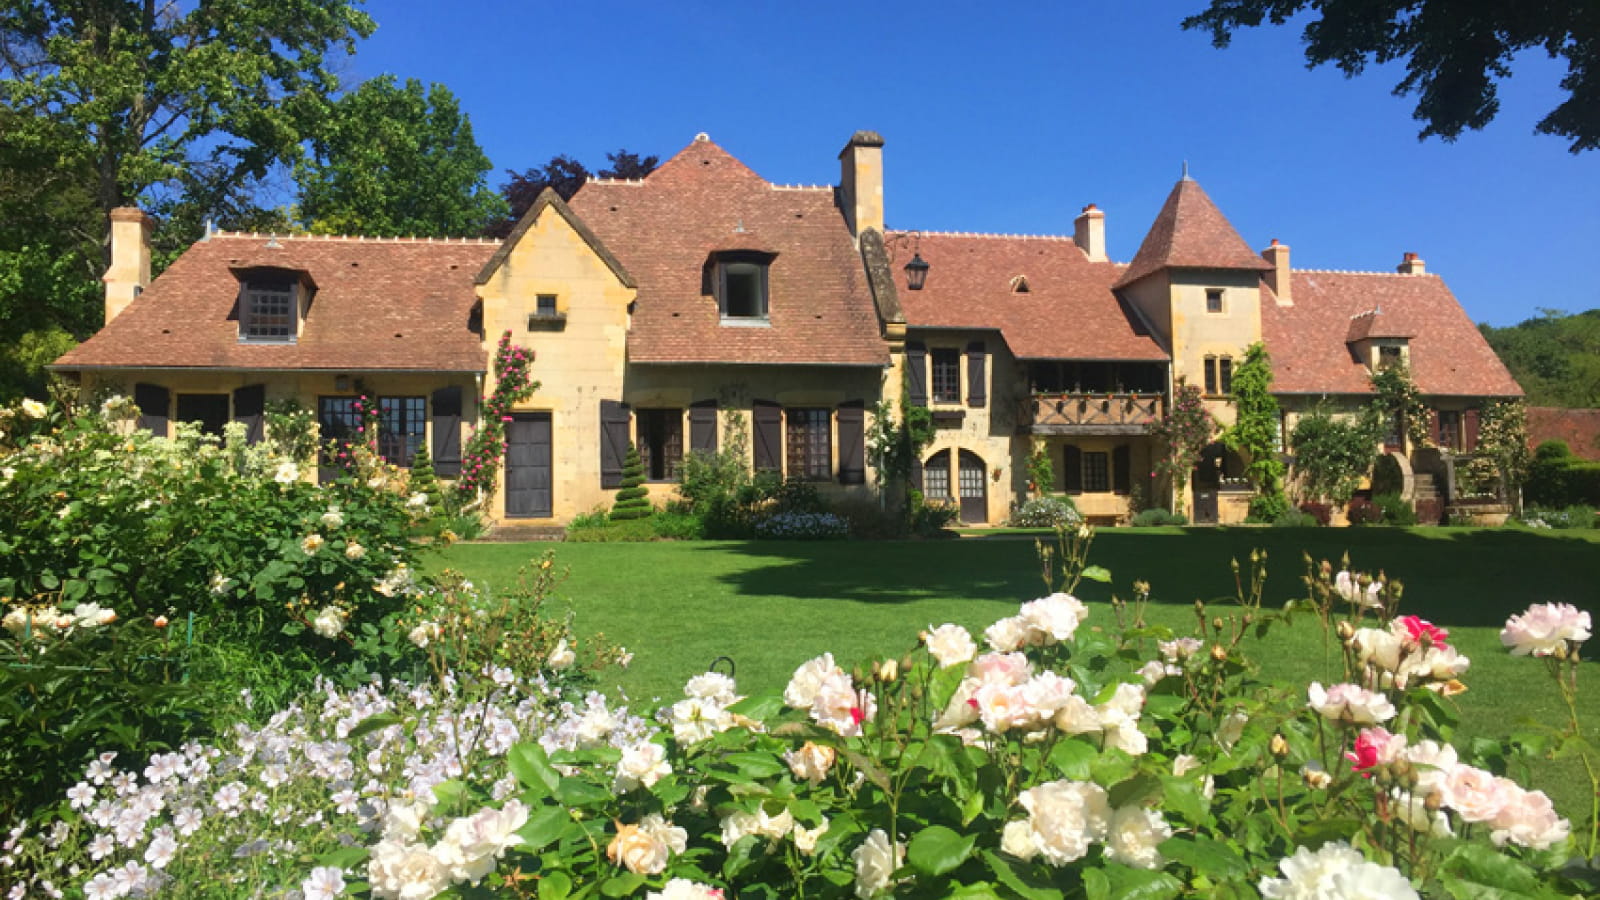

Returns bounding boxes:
[431,526,1599,819]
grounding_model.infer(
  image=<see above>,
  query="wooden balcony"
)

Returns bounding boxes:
[1026,392,1163,435]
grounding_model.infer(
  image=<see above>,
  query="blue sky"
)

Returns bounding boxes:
[350,0,1597,327]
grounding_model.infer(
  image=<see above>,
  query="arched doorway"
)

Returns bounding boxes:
[958,449,988,524]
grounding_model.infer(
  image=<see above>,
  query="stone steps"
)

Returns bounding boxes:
[471,524,567,543]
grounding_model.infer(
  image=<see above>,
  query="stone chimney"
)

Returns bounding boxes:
[1262,239,1292,305]
[1073,204,1106,262]
[104,207,154,325]
[1396,252,1426,275]
[838,130,885,240]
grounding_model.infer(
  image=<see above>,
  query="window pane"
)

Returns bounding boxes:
[379,396,425,466]
[931,349,961,402]
[244,282,295,340]
[1204,358,1218,394]
[785,408,830,481]
[1206,289,1223,313]
[318,397,360,467]
[1219,357,1233,394]
[639,409,684,481]
[958,454,985,498]
[1083,451,1110,492]
[924,450,951,499]
[723,263,765,317]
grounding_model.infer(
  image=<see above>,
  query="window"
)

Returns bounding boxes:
[241,278,296,342]
[1437,410,1462,451]
[637,409,684,481]
[175,394,229,436]
[786,408,831,481]
[923,449,952,499]
[713,253,773,321]
[1204,355,1233,395]
[317,397,361,473]
[1205,289,1224,313]
[536,294,558,317]
[1378,345,1403,369]
[1082,451,1110,492]
[931,349,961,402]
[379,396,425,466]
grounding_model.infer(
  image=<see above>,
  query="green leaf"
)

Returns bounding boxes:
[1081,565,1112,583]
[508,742,560,798]
[1291,817,1361,846]
[723,751,787,778]
[908,825,976,877]
[554,777,611,808]
[1048,737,1097,779]
[600,873,646,897]
[1094,863,1183,900]
[345,713,399,741]
[1438,843,1553,899]
[537,870,572,900]
[982,850,1064,900]
[728,691,784,722]
[431,779,466,808]
[1158,835,1246,880]
[1107,773,1162,809]
[515,805,570,851]
[316,845,369,870]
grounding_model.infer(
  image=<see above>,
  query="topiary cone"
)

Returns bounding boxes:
[610,444,653,520]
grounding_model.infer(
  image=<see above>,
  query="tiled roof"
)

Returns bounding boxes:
[1114,178,1273,289]
[891,231,1168,361]
[56,234,495,372]
[567,135,888,366]
[1526,407,1600,460]
[1263,270,1522,397]
[1345,307,1417,341]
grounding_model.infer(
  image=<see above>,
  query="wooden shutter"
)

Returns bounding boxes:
[837,401,865,485]
[753,401,782,472]
[966,341,987,408]
[1464,409,1481,452]
[600,400,631,488]
[906,341,928,406]
[431,386,463,476]
[1428,409,1441,446]
[1112,444,1131,494]
[1064,445,1083,494]
[134,383,169,437]
[689,400,718,455]
[232,384,265,444]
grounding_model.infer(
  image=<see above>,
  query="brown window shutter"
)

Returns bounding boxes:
[1112,444,1131,494]
[1064,445,1083,494]
[837,401,865,484]
[1464,409,1481,452]
[431,386,463,476]
[600,400,631,488]
[689,400,718,455]
[134,383,169,437]
[1428,409,1441,446]
[966,341,987,407]
[753,401,782,472]
[906,341,928,406]
[232,384,265,444]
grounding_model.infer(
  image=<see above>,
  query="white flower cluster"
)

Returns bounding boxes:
[1001,779,1172,870]
[607,814,687,875]
[2,602,117,642]
[368,797,528,896]
[667,671,744,745]
[982,592,1089,652]
[1306,682,1396,725]
[1333,569,1384,608]
[1349,615,1470,692]
[753,511,849,540]
[1500,602,1591,657]
[1259,841,1418,899]
[784,654,876,737]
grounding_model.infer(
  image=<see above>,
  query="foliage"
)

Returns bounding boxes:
[1289,404,1379,505]
[1026,442,1054,497]
[456,332,539,501]
[490,149,659,237]
[1537,439,1574,462]
[1374,492,1418,526]
[1006,495,1083,529]
[14,540,1593,898]
[264,398,319,464]
[1275,507,1323,528]
[610,445,654,521]
[1526,450,1600,508]
[1150,381,1215,500]
[867,395,936,524]
[1223,342,1287,512]
[1463,399,1533,496]
[1520,505,1597,530]
[1369,362,1431,451]
[1371,453,1405,498]
[909,492,960,537]
[1481,310,1600,408]
[295,75,507,237]
[753,510,850,539]
[1345,496,1383,525]
[1129,507,1187,527]
[1245,491,1290,523]
[1183,0,1600,152]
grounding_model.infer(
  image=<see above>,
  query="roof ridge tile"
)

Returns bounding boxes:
[211,231,502,245]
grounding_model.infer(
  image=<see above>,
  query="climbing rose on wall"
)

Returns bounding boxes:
[456,332,540,501]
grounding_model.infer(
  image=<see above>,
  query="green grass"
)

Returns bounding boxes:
[430,527,1598,820]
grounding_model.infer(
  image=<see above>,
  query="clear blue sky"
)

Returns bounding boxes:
[350,0,1597,328]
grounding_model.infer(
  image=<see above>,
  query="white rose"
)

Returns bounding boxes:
[851,829,903,899]
[1500,603,1592,657]
[670,697,729,746]
[792,819,828,855]
[984,615,1031,652]
[784,653,838,709]
[924,623,977,667]
[344,540,366,560]
[367,838,449,900]
[1000,819,1039,860]
[274,461,300,485]
[614,741,671,792]
[1306,682,1395,725]
[311,606,345,639]
[21,399,46,418]
[408,621,440,648]
[811,670,874,737]
[647,879,724,900]
[1018,780,1110,866]
[1018,592,1088,643]
[1105,806,1172,870]
[684,672,739,705]
[547,638,575,670]
[784,741,836,785]
[320,508,344,530]
[607,821,670,875]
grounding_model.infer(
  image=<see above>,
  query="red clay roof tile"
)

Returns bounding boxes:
[1114,178,1273,289]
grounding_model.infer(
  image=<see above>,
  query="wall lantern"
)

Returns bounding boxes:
[903,253,930,291]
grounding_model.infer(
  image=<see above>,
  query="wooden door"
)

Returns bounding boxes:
[958,450,987,524]
[505,413,552,518]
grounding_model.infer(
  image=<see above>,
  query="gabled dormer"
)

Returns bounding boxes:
[230,264,317,344]
[1346,307,1416,371]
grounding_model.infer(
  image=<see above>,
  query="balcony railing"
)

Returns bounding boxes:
[1026,392,1164,434]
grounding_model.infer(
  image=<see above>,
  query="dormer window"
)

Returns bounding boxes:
[241,277,297,342]
[1378,344,1403,369]
[710,251,774,323]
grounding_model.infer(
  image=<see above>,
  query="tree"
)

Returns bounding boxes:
[1481,310,1600,408]
[1223,342,1288,519]
[609,445,652,521]
[1183,1,1600,152]
[490,149,658,237]
[295,76,506,237]
[1289,404,1380,505]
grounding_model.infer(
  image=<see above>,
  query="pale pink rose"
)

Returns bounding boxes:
[1440,765,1515,823]
[1307,682,1396,725]
[1017,593,1089,644]
[1500,603,1591,657]
[1158,637,1204,662]
[1137,660,1181,684]
[1351,627,1403,672]
[970,651,1031,686]
[1489,788,1570,850]
[1017,780,1110,866]
[1402,740,1460,797]
[1020,671,1077,721]
[932,678,981,731]
[984,616,1031,652]
[783,742,835,785]
[1052,694,1101,735]
[974,682,1029,733]
[608,821,671,875]
[811,671,875,737]
[784,653,839,709]
[1345,726,1407,774]
[1105,806,1172,870]
[924,623,977,668]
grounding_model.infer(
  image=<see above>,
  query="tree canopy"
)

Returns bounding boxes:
[295,75,507,237]
[1481,309,1600,407]
[491,149,659,237]
[1183,1,1600,152]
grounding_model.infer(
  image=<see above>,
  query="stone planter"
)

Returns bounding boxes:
[1446,502,1510,527]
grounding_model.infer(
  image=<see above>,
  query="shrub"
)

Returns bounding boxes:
[1374,491,1418,526]
[1130,507,1186,527]
[753,510,849,540]
[1275,507,1323,527]
[1521,505,1596,530]
[1527,453,1600,508]
[909,491,960,537]
[609,445,653,521]
[1006,495,1083,528]
[1296,501,1332,526]
[1371,452,1405,496]
[831,494,906,540]
[567,506,610,531]
[651,507,705,540]
[1536,439,1573,461]
[1345,496,1383,525]
[1245,490,1289,523]
[566,517,660,543]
